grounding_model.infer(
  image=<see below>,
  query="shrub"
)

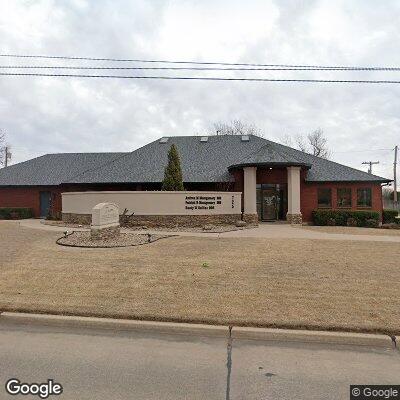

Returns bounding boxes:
[383,209,399,224]
[0,207,33,219]
[365,218,379,228]
[327,218,336,226]
[312,209,380,227]
[346,217,358,227]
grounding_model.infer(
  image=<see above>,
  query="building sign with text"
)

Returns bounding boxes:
[63,191,242,216]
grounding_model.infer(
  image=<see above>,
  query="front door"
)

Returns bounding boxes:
[262,188,278,220]
[39,191,51,218]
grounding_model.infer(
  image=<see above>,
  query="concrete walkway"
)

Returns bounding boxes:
[17,218,400,243]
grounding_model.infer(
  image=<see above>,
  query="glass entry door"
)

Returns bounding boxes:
[256,184,287,221]
[262,188,278,220]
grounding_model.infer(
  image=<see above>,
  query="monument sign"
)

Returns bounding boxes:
[90,202,120,240]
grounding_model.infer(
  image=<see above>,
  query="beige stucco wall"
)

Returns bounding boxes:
[287,166,301,215]
[62,191,242,216]
[243,167,257,214]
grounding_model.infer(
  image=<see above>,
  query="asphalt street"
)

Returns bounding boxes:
[0,321,399,400]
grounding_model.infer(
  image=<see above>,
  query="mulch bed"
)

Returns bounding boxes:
[56,231,172,248]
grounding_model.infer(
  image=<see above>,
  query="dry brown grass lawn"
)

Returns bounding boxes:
[1,221,399,334]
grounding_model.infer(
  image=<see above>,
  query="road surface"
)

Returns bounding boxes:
[0,321,399,399]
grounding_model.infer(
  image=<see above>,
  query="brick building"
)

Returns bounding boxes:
[0,135,391,223]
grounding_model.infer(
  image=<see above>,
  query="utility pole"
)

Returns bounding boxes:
[394,145,398,209]
[362,160,379,174]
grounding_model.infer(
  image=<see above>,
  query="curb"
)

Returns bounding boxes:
[232,326,394,348]
[0,312,229,338]
[0,312,396,348]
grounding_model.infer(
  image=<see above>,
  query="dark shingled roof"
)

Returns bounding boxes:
[0,153,126,186]
[229,141,311,168]
[0,135,391,186]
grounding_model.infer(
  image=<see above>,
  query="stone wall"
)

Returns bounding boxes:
[121,214,243,228]
[63,213,91,225]
[242,213,258,224]
[286,213,303,225]
[62,213,257,228]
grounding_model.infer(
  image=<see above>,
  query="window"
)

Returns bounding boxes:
[317,188,332,207]
[337,188,352,208]
[357,188,372,207]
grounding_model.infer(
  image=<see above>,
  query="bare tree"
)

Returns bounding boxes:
[0,131,5,167]
[295,134,308,153]
[280,128,330,159]
[307,128,330,158]
[382,187,393,201]
[0,130,11,167]
[280,133,293,147]
[211,120,264,137]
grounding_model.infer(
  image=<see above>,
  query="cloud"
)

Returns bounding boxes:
[0,0,399,180]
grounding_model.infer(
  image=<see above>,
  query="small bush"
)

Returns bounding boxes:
[0,207,33,219]
[327,218,336,226]
[346,217,358,227]
[365,218,379,228]
[383,209,399,224]
[312,209,380,227]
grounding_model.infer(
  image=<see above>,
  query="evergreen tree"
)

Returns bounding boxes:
[162,144,184,191]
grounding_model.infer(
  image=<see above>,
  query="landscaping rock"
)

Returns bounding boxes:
[235,220,247,227]
[381,223,400,230]
[202,225,214,231]
[57,231,171,248]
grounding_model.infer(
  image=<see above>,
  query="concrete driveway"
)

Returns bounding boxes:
[18,218,400,243]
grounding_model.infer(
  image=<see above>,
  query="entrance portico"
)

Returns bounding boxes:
[240,164,303,224]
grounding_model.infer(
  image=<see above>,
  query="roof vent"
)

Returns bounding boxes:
[200,136,208,142]
[241,135,250,142]
[159,137,169,143]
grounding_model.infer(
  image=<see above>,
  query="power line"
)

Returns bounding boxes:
[1,53,400,71]
[2,64,400,72]
[332,148,393,154]
[2,72,400,84]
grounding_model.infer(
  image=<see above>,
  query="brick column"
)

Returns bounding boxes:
[287,166,302,224]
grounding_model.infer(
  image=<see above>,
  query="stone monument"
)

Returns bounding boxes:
[90,202,120,240]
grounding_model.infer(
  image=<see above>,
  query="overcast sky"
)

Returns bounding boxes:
[1,0,399,181]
